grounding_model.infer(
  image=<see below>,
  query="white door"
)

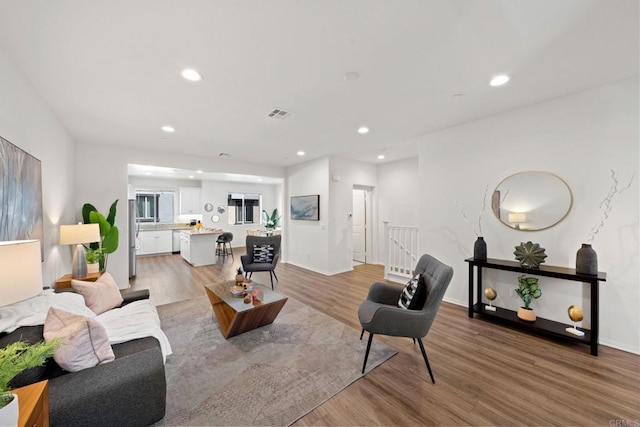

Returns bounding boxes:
[352,189,366,263]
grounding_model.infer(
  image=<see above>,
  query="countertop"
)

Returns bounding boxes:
[139,223,191,231]
[181,228,224,235]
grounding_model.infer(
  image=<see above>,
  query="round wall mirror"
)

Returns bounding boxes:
[492,171,572,231]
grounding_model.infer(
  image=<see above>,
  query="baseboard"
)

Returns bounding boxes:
[285,261,351,276]
[443,296,467,307]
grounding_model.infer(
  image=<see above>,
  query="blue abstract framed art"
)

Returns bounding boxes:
[290,194,320,221]
[0,136,44,259]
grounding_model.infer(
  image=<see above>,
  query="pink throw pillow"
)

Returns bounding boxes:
[43,307,115,372]
[71,272,123,314]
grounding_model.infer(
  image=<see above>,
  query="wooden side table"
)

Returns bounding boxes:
[13,380,49,427]
[54,272,101,290]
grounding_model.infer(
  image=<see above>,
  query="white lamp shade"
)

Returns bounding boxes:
[508,213,527,223]
[60,223,100,245]
[0,240,43,307]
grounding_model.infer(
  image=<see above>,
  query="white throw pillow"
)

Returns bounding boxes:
[43,307,115,372]
[71,272,123,315]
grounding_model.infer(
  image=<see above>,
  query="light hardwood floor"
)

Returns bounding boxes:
[131,251,640,426]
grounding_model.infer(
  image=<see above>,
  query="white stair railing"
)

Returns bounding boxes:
[383,222,419,283]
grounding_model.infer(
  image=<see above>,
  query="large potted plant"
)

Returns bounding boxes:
[0,340,58,425]
[82,200,119,272]
[515,275,542,321]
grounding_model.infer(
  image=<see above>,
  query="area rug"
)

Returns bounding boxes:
[154,295,396,426]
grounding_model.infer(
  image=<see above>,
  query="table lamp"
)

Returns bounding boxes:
[60,223,100,278]
[0,240,43,307]
[508,212,526,230]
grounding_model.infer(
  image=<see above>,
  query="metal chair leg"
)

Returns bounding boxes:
[362,333,374,374]
[269,271,274,290]
[272,270,278,282]
[417,338,435,384]
[360,329,365,340]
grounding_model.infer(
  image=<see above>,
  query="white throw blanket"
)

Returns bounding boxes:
[0,290,172,361]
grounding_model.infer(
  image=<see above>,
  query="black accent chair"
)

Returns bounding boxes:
[241,235,281,290]
[216,232,234,260]
[358,254,453,383]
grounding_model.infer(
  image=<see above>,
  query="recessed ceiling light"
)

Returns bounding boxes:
[358,127,369,134]
[257,178,262,182]
[161,126,175,133]
[297,151,305,156]
[188,175,195,179]
[344,71,360,81]
[490,74,510,87]
[181,69,202,82]
[146,172,152,175]
[377,154,385,160]
[196,170,203,174]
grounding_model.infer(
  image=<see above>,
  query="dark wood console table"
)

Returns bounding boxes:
[465,258,606,356]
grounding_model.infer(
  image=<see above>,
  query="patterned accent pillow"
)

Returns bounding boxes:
[398,275,428,310]
[253,244,274,263]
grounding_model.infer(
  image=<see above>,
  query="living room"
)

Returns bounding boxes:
[0,1,638,426]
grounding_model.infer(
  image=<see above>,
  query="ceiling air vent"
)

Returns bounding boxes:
[267,108,292,120]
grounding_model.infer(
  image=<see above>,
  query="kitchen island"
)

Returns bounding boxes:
[180,229,223,266]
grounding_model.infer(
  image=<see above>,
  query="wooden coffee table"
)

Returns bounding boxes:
[204,281,287,339]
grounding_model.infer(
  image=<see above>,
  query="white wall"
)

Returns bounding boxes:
[75,143,285,288]
[329,156,377,272]
[0,44,77,288]
[285,157,330,273]
[419,78,639,354]
[377,157,420,264]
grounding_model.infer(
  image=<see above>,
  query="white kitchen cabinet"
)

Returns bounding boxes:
[180,232,191,263]
[180,230,220,266]
[138,230,173,255]
[179,187,201,214]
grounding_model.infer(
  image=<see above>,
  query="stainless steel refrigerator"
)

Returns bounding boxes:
[128,199,138,278]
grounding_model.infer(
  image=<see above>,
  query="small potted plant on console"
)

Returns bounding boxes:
[515,275,542,321]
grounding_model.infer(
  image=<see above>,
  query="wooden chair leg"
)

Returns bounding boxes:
[362,333,374,374]
[417,338,435,384]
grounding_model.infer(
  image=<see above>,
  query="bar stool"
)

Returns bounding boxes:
[215,232,233,260]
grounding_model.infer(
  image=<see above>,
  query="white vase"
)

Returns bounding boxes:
[87,262,99,274]
[0,393,19,427]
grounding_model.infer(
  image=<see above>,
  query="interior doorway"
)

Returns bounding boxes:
[352,187,372,264]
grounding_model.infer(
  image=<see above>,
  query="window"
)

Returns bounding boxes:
[135,191,174,223]
[227,193,261,225]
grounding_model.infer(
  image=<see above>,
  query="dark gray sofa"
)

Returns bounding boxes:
[0,289,166,427]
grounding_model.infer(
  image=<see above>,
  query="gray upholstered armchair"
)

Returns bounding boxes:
[241,235,281,289]
[358,253,453,383]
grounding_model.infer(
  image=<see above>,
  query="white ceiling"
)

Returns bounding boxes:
[0,1,638,172]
